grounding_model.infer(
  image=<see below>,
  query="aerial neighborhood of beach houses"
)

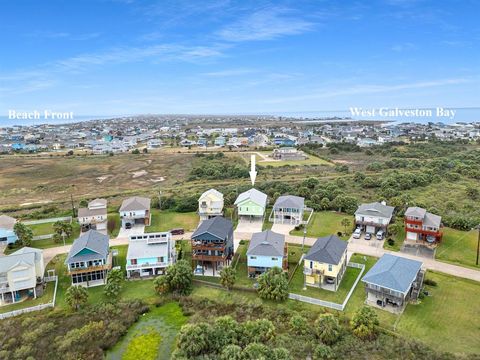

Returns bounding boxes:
[1,0,480,358]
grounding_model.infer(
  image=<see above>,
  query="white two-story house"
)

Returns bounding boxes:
[119,196,151,229]
[78,198,108,232]
[355,201,394,235]
[198,189,224,221]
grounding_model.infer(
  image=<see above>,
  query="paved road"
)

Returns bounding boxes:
[39,230,480,283]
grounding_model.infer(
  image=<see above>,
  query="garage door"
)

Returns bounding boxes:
[366,225,375,234]
[407,232,418,241]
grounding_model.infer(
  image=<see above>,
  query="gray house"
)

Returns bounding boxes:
[247,230,287,275]
[362,254,424,313]
[191,216,234,276]
[355,202,395,234]
[65,230,111,287]
[271,195,305,225]
[119,196,151,229]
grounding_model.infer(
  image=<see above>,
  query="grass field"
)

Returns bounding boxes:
[436,227,479,269]
[146,209,199,233]
[289,265,362,304]
[383,223,405,252]
[290,211,352,239]
[27,222,56,236]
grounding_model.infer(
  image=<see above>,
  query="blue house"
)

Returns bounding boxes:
[11,143,25,151]
[197,137,208,147]
[65,230,111,287]
[362,254,424,313]
[214,136,226,146]
[0,215,18,245]
[247,230,287,275]
[126,232,176,278]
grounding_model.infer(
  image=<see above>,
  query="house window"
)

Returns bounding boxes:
[250,256,257,260]
[271,257,278,261]
[309,261,313,269]
[131,259,137,265]
[328,264,333,272]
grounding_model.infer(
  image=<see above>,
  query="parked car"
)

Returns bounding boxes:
[170,228,185,235]
[125,223,132,229]
[376,230,384,240]
[325,277,335,284]
[194,265,203,275]
[365,233,372,240]
[352,228,362,239]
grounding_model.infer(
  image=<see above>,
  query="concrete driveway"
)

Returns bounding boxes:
[235,219,263,233]
[117,225,145,239]
[271,223,296,235]
[401,243,436,259]
[348,233,385,249]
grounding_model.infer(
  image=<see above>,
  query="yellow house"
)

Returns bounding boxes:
[198,189,224,221]
[303,235,348,291]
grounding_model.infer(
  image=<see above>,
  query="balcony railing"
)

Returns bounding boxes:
[303,268,324,276]
[126,261,170,271]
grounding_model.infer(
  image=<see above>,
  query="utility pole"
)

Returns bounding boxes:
[70,193,75,218]
[476,224,480,266]
[302,226,307,250]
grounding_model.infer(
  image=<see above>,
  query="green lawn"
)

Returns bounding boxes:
[383,223,405,252]
[436,227,479,269]
[107,212,121,237]
[290,211,352,239]
[0,281,56,314]
[396,271,480,354]
[27,222,56,236]
[288,264,362,304]
[146,210,199,233]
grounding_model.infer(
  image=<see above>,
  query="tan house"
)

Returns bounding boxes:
[303,235,348,291]
[78,198,108,232]
[198,189,224,221]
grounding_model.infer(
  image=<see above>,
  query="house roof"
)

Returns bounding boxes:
[119,196,151,212]
[273,195,304,210]
[405,207,441,228]
[127,240,169,260]
[78,207,107,218]
[234,188,267,207]
[192,216,233,241]
[200,188,223,200]
[423,212,442,228]
[304,235,347,265]
[247,230,285,257]
[0,215,17,230]
[355,202,394,219]
[0,247,42,277]
[362,254,423,294]
[88,198,107,208]
[12,246,43,264]
[405,206,427,218]
[66,230,109,263]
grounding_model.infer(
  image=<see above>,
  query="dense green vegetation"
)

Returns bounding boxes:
[188,152,249,180]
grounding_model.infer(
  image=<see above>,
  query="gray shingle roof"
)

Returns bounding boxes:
[66,230,109,263]
[78,207,107,218]
[247,230,285,257]
[119,196,151,212]
[192,216,233,241]
[304,235,347,265]
[362,254,422,294]
[234,188,267,207]
[273,195,304,210]
[405,206,426,218]
[355,202,394,218]
[405,207,441,228]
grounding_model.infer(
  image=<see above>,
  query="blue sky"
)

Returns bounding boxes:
[1,0,479,116]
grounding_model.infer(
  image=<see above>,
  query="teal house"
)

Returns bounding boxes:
[234,188,268,221]
[0,215,18,245]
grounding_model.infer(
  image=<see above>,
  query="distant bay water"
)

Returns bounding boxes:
[0,107,479,127]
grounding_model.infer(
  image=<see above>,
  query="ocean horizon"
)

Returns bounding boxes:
[0,107,479,127]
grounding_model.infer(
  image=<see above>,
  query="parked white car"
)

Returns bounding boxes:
[352,228,362,239]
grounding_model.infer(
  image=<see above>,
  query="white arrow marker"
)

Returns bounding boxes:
[249,154,257,186]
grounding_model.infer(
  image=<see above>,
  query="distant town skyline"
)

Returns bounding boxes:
[1,0,479,116]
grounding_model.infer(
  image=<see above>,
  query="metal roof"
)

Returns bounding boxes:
[234,188,267,207]
[355,202,394,219]
[119,196,151,212]
[192,216,233,241]
[66,230,109,263]
[304,235,347,265]
[273,195,305,210]
[362,254,422,294]
[247,230,285,257]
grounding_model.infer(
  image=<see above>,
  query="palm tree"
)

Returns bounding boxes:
[65,285,89,311]
[13,222,33,246]
[220,266,236,290]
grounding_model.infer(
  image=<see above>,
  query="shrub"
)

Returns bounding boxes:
[257,267,289,301]
[424,278,437,287]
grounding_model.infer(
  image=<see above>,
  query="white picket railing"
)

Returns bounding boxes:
[0,276,58,320]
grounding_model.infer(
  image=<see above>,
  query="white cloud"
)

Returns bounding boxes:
[217,7,314,42]
[201,68,257,77]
